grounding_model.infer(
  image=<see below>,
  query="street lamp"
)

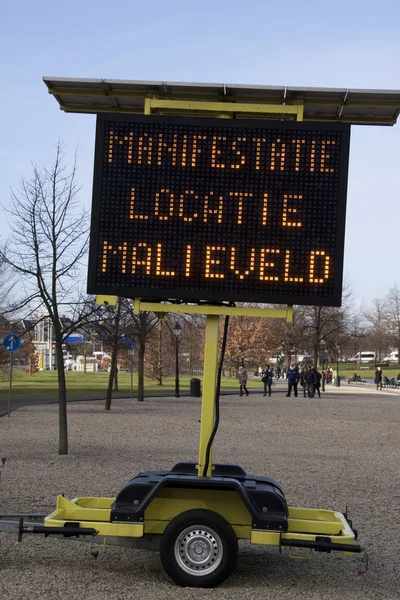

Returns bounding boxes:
[335,343,340,387]
[321,340,326,392]
[173,322,182,398]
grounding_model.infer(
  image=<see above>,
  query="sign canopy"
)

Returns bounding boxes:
[43,77,400,125]
[87,114,350,306]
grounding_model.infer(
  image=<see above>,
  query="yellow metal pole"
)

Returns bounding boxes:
[197,314,220,477]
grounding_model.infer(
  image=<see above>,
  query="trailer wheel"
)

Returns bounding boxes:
[160,509,238,587]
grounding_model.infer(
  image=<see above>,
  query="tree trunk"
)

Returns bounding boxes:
[313,343,319,367]
[55,329,68,455]
[137,342,145,402]
[105,299,121,410]
[113,364,118,391]
[105,345,118,410]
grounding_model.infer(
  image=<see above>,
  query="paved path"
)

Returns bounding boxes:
[1,379,398,418]
[0,391,177,418]
[0,388,250,418]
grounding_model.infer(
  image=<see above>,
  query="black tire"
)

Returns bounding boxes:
[160,509,238,587]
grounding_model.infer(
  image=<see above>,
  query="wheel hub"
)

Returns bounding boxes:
[175,525,223,576]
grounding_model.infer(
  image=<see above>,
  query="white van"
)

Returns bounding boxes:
[383,351,399,364]
[350,351,376,364]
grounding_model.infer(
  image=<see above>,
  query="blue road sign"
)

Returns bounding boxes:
[64,334,86,344]
[3,334,21,353]
[120,333,136,350]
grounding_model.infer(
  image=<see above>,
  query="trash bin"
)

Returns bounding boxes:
[334,376,341,387]
[190,378,201,397]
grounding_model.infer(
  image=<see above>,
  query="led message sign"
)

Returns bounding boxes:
[88,115,350,306]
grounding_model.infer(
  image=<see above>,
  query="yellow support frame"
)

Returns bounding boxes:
[198,314,219,476]
[133,298,293,321]
[131,298,293,477]
[132,296,293,478]
[144,97,304,120]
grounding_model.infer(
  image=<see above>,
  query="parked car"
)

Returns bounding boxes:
[382,351,399,365]
[349,351,376,364]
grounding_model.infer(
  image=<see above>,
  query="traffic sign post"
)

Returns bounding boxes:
[3,334,21,418]
[8,354,13,418]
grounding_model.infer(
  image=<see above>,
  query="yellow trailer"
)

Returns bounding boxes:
[0,299,361,588]
[41,473,360,588]
[38,299,360,587]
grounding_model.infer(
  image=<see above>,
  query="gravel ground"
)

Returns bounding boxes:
[1,383,399,599]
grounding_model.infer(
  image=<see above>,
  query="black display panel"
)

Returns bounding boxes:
[88,114,350,306]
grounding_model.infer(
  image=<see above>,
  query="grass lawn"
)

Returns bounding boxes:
[0,370,264,398]
[2,364,398,398]
[336,364,400,380]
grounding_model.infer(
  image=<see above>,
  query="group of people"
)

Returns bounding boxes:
[286,364,322,398]
[238,365,275,397]
[237,363,323,398]
[237,362,395,397]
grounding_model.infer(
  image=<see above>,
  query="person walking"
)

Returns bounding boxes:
[261,364,273,397]
[300,366,307,397]
[238,366,249,397]
[286,364,299,397]
[374,366,383,390]
[313,367,322,398]
[305,365,316,398]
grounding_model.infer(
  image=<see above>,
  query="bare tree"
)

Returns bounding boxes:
[146,320,169,384]
[364,298,388,362]
[342,313,367,359]
[275,306,306,367]
[124,306,158,402]
[94,299,158,404]
[0,248,14,308]
[299,284,354,366]
[177,314,205,375]
[0,143,92,454]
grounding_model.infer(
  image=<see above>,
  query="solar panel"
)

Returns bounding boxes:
[43,77,400,125]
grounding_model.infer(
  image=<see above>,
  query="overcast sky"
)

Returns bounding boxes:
[1,0,400,306]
